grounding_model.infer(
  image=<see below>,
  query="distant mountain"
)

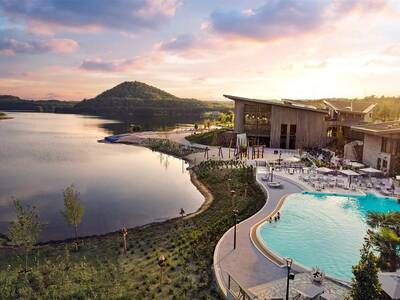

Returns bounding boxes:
[0,81,233,117]
[73,81,231,117]
[0,95,75,112]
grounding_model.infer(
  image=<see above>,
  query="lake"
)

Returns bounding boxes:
[0,112,204,241]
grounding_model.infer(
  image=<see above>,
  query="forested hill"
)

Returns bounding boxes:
[0,95,75,112]
[72,81,231,117]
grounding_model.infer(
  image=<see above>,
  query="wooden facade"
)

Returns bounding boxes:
[228,95,328,149]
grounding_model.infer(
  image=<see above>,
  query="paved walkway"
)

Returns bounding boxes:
[213,172,350,299]
[213,173,304,295]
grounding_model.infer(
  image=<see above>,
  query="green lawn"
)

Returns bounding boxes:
[0,160,265,299]
[185,129,232,147]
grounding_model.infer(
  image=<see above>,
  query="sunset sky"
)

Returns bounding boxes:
[0,0,400,101]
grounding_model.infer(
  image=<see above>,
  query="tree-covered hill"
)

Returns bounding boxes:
[72,81,231,117]
[0,95,75,112]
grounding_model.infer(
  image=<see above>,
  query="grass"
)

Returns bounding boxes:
[147,138,203,157]
[0,160,265,299]
[185,129,231,147]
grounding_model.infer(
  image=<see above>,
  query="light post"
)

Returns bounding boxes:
[285,258,295,300]
[230,189,236,208]
[158,255,167,286]
[270,167,275,182]
[232,208,238,250]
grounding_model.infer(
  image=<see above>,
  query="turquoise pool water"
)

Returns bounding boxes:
[258,192,400,281]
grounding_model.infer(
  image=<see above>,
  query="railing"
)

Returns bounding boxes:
[227,273,256,300]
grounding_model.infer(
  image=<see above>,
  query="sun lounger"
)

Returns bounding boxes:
[267,181,282,188]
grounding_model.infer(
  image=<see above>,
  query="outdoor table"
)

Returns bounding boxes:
[293,284,324,299]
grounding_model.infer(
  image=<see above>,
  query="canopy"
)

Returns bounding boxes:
[379,272,400,299]
[316,167,334,174]
[360,167,383,175]
[339,169,360,177]
[283,156,301,163]
[345,161,365,168]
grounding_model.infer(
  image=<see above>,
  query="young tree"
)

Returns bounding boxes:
[8,199,43,272]
[350,241,382,300]
[61,185,84,251]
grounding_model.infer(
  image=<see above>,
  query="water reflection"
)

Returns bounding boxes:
[0,112,203,241]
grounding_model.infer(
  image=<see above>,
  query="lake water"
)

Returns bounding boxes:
[0,112,204,241]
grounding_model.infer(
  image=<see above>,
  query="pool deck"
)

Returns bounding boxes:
[213,172,350,299]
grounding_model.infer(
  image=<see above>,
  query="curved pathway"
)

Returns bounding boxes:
[213,172,350,299]
[213,173,304,297]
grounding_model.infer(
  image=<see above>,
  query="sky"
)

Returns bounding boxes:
[0,0,400,101]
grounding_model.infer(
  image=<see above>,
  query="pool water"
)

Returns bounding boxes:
[258,192,400,281]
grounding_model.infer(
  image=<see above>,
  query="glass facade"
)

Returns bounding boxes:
[243,103,271,139]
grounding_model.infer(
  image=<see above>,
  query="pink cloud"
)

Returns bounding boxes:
[46,39,79,54]
[209,0,389,42]
[0,0,181,34]
[0,37,79,55]
[80,52,163,72]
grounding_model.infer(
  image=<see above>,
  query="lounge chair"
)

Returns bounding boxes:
[267,181,282,188]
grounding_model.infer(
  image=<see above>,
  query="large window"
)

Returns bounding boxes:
[244,103,271,138]
[289,124,297,149]
[381,138,389,153]
[280,124,288,149]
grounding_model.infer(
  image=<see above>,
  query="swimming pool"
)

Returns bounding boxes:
[258,192,400,281]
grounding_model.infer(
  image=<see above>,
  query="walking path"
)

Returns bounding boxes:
[213,172,350,299]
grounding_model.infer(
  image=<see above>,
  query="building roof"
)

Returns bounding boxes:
[379,272,400,299]
[224,95,328,114]
[323,100,377,114]
[351,120,400,135]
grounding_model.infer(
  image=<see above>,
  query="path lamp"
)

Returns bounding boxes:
[158,255,167,286]
[232,208,239,250]
[285,258,295,300]
[271,167,275,182]
[230,189,236,208]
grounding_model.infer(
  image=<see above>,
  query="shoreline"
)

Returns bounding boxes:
[2,136,212,247]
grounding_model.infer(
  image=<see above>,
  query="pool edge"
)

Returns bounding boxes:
[251,175,353,288]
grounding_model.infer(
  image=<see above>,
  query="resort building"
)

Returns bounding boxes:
[323,99,377,141]
[225,95,328,149]
[351,121,400,175]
